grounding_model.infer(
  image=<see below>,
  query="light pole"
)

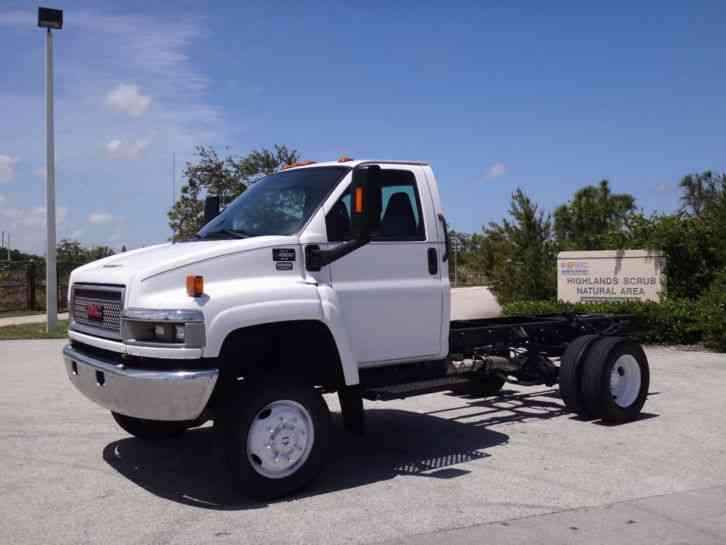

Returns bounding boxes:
[38,7,62,331]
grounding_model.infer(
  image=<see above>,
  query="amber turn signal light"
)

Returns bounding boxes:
[186,275,204,297]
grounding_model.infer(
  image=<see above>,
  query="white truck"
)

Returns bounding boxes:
[63,159,650,499]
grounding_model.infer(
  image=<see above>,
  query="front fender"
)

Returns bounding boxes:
[204,295,359,386]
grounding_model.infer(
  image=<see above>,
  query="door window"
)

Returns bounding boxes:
[326,169,426,242]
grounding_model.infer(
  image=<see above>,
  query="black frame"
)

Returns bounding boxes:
[449,313,634,357]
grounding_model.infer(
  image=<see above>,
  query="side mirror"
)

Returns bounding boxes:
[350,165,380,240]
[203,196,220,225]
[305,165,380,272]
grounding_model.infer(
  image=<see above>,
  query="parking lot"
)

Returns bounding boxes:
[1,340,726,545]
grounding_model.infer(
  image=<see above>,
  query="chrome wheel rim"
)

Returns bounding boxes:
[610,355,642,408]
[246,400,314,479]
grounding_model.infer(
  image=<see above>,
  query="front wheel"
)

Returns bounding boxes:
[215,381,331,501]
[111,412,191,440]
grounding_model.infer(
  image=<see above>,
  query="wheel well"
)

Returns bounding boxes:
[216,320,345,390]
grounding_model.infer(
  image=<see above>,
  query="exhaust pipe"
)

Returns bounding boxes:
[448,355,519,375]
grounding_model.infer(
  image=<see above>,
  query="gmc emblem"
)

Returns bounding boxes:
[85,303,104,322]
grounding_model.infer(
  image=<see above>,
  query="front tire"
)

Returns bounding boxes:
[215,381,331,501]
[581,337,650,423]
[111,412,191,440]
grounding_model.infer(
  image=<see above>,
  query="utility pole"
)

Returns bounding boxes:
[38,8,63,331]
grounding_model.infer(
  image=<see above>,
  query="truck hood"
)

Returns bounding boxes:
[70,235,298,287]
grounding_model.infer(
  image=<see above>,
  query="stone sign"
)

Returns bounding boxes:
[557,250,665,303]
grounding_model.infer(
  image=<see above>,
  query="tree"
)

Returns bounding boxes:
[679,171,725,215]
[448,230,488,286]
[483,189,557,303]
[622,213,718,298]
[168,145,300,239]
[56,239,114,264]
[554,180,636,250]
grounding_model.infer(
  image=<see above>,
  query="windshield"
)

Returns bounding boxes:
[196,166,350,239]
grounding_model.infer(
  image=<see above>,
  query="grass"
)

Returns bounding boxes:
[0,320,68,340]
[0,310,44,319]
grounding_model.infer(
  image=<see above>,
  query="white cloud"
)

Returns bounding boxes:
[105,138,150,160]
[88,212,114,225]
[484,162,508,180]
[0,154,18,183]
[104,84,152,117]
[0,203,72,254]
[0,204,68,229]
[0,9,226,253]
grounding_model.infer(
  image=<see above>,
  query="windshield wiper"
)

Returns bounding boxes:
[200,228,251,240]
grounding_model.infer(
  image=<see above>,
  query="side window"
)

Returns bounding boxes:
[325,168,426,242]
[326,193,352,242]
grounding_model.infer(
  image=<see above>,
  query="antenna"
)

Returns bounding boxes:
[171,151,176,243]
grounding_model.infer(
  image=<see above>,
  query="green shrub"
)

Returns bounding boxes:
[503,298,704,346]
[698,270,726,351]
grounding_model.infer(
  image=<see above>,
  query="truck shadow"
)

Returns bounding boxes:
[441,386,659,427]
[102,406,509,510]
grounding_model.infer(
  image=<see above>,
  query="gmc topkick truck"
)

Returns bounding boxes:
[63,158,650,500]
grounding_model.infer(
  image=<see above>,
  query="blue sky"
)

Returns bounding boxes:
[1,1,724,253]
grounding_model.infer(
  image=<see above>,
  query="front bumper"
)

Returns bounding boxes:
[63,343,219,421]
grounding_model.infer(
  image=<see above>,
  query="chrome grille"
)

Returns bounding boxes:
[71,284,124,339]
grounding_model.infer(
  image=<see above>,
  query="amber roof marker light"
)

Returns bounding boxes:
[282,160,317,170]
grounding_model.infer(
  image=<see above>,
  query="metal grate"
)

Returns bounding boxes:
[71,284,124,337]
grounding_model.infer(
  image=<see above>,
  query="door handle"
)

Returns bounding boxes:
[427,248,438,275]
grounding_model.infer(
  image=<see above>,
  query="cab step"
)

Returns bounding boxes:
[362,375,471,401]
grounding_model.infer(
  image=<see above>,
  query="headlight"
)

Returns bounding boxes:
[121,309,205,348]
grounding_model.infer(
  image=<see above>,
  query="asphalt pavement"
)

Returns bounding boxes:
[1,340,725,545]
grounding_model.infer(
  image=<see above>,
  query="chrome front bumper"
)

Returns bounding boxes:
[63,344,219,421]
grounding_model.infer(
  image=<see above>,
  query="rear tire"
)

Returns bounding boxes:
[111,412,191,440]
[559,334,600,418]
[581,337,650,423]
[215,380,331,501]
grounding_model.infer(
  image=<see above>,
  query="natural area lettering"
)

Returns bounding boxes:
[576,286,646,296]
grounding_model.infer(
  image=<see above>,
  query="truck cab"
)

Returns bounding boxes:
[63,158,650,499]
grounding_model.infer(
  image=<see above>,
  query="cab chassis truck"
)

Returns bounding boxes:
[63,159,650,500]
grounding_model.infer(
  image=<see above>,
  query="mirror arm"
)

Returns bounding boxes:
[305,236,370,271]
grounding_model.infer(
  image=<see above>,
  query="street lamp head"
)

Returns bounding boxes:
[38,7,63,30]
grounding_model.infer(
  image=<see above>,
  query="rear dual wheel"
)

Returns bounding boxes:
[559,336,649,423]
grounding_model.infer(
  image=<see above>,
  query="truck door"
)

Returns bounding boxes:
[325,165,443,365]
